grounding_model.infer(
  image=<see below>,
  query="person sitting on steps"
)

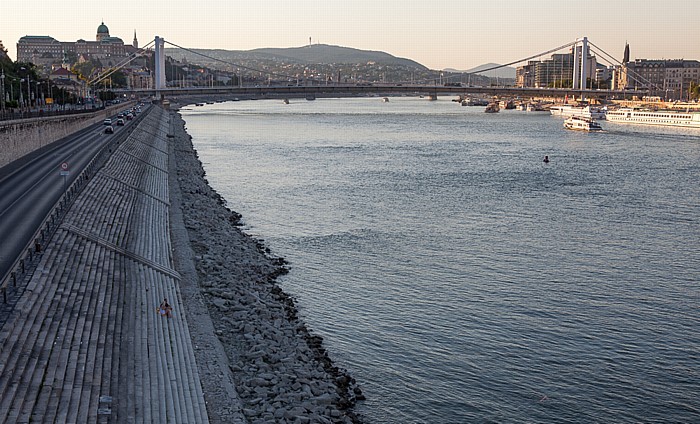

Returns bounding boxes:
[159,298,173,318]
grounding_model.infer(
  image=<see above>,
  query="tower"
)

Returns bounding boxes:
[154,36,166,90]
[623,43,630,64]
[133,30,138,49]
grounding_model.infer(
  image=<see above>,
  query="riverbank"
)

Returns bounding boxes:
[168,109,363,423]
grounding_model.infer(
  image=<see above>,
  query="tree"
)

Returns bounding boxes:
[690,81,700,101]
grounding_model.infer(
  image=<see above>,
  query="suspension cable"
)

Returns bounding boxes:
[88,39,156,86]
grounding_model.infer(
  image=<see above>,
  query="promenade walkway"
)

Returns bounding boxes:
[0,106,210,423]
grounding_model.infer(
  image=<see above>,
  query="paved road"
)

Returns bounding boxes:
[0,106,146,284]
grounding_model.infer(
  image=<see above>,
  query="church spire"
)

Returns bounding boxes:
[133,30,139,49]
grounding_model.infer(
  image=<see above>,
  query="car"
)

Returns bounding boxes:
[116,118,125,126]
[103,118,112,125]
[104,125,114,134]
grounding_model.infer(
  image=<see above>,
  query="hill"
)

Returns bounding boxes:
[164,44,427,70]
[444,63,517,79]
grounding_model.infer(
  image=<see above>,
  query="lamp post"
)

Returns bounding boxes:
[0,69,5,115]
[27,78,32,110]
[19,78,25,111]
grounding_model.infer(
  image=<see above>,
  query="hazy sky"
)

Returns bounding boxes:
[3,0,699,70]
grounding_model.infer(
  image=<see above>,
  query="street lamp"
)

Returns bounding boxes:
[0,69,5,114]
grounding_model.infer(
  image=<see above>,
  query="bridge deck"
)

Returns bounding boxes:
[0,107,209,423]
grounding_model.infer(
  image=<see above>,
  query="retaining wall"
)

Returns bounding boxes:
[0,102,136,170]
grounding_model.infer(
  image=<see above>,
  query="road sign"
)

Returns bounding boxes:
[61,162,69,170]
[60,171,70,176]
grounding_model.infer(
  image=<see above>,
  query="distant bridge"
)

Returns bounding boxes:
[115,84,645,101]
[100,36,648,102]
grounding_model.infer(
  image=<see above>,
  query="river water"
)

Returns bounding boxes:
[181,97,700,423]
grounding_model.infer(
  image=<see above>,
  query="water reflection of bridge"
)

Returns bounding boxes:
[117,84,643,101]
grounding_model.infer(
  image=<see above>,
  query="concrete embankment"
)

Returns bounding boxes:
[170,109,364,423]
[0,104,209,423]
[0,104,362,423]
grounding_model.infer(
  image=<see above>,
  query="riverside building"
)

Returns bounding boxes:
[516,49,596,89]
[609,43,699,101]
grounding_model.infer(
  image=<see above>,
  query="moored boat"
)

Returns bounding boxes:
[484,102,500,113]
[605,108,700,128]
[461,98,489,107]
[550,105,606,120]
[564,116,603,132]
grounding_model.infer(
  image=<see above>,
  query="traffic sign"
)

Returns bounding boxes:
[61,162,69,170]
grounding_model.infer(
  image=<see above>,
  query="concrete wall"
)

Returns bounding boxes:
[0,101,135,171]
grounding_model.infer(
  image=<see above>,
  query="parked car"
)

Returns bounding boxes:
[104,125,114,134]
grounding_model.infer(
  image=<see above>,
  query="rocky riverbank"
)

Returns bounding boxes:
[169,110,363,423]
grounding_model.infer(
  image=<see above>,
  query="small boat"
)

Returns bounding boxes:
[484,102,500,113]
[382,97,390,102]
[564,116,603,132]
[195,103,204,106]
[283,98,289,104]
[461,98,489,107]
[500,99,515,110]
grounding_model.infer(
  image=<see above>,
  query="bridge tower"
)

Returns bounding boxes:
[154,36,166,93]
[572,37,590,90]
[571,37,590,99]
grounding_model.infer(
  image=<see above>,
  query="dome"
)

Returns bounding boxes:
[97,22,109,35]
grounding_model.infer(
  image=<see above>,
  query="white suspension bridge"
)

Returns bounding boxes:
[92,36,646,101]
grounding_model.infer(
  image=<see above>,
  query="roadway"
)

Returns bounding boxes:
[0,105,147,286]
[115,84,647,101]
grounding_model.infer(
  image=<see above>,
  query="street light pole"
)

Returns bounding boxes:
[26,77,31,110]
[0,69,5,114]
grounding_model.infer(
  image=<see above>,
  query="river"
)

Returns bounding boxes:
[181,97,700,423]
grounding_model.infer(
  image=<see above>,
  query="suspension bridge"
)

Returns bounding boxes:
[95,36,646,101]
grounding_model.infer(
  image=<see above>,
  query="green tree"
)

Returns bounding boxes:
[111,70,127,87]
[690,81,700,100]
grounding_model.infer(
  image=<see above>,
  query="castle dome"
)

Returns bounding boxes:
[97,22,109,35]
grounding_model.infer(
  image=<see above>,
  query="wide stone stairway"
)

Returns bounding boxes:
[0,106,210,423]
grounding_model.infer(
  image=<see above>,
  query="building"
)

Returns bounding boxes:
[17,22,135,72]
[611,43,700,100]
[516,49,596,89]
[16,36,64,66]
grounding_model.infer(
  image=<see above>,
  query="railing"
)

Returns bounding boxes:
[0,105,106,123]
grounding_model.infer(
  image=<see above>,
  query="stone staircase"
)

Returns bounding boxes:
[0,106,210,423]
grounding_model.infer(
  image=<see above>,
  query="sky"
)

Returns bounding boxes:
[2,0,699,71]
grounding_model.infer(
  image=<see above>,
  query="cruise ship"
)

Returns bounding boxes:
[606,108,700,128]
[550,105,606,120]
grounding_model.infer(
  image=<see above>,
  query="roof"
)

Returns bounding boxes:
[19,35,59,43]
[97,22,109,34]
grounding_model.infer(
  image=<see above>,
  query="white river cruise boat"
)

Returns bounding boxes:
[605,108,700,128]
[550,105,606,120]
[564,116,603,132]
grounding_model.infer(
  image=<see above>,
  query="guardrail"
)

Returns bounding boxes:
[0,105,106,122]
[0,105,150,305]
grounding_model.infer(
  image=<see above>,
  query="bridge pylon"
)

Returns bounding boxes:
[154,36,166,99]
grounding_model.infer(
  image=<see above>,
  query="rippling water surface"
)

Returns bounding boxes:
[181,98,700,423]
